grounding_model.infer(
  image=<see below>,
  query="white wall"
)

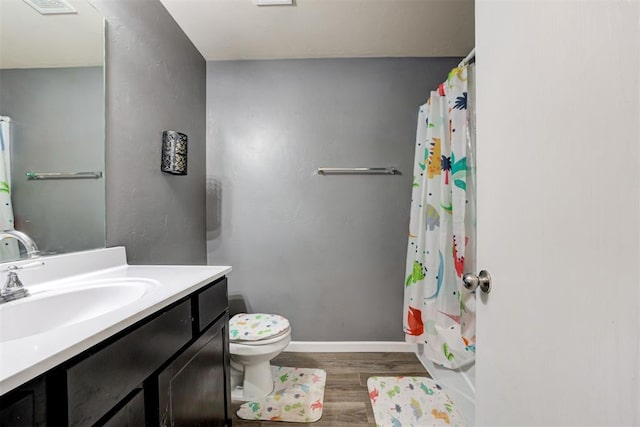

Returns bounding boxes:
[476,1,640,425]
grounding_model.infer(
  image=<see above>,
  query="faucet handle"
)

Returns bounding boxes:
[0,260,45,272]
[0,271,30,301]
[0,261,42,302]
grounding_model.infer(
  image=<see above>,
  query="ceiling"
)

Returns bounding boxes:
[0,0,475,68]
[159,0,475,61]
[0,0,103,69]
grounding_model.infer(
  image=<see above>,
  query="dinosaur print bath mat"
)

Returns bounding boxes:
[237,366,326,423]
[367,376,467,427]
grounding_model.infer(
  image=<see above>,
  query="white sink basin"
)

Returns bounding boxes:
[0,278,159,343]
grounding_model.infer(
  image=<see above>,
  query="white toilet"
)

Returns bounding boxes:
[228,313,291,401]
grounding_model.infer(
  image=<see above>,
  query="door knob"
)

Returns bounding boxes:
[462,270,492,293]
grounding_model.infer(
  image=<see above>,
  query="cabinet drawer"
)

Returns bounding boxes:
[198,278,227,331]
[66,300,192,426]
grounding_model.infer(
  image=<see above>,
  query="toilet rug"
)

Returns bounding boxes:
[229,313,290,341]
[367,376,467,427]
[236,366,326,423]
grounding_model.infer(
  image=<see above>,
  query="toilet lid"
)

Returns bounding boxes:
[229,313,290,342]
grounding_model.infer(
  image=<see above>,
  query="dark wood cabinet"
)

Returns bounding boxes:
[157,314,229,427]
[66,300,192,426]
[0,276,230,427]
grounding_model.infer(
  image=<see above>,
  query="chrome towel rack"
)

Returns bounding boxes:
[317,167,399,175]
[26,171,103,180]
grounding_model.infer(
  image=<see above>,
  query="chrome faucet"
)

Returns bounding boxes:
[0,230,41,303]
[0,230,40,259]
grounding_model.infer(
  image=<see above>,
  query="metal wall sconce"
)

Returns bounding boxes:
[161,130,188,175]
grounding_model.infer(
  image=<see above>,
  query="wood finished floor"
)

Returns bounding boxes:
[231,352,429,427]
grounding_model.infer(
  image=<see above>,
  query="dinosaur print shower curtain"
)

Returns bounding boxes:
[403,66,476,369]
[0,117,18,261]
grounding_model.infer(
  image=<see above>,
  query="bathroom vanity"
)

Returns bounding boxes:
[0,248,232,426]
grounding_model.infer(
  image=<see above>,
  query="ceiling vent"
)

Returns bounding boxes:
[255,0,294,5]
[23,0,77,15]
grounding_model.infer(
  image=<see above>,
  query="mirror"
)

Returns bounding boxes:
[0,0,105,259]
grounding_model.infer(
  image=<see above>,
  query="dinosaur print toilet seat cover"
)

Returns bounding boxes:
[229,313,290,341]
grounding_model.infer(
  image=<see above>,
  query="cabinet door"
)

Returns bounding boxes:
[158,314,229,427]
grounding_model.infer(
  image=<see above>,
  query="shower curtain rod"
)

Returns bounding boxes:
[459,47,476,67]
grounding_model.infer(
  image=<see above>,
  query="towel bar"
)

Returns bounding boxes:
[26,171,103,180]
[317,167,398,175]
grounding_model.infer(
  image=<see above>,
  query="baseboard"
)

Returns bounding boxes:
[285,341,417,353]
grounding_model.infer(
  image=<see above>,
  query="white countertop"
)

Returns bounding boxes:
[0,247,231,395]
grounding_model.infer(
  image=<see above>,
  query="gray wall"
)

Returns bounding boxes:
[93,0,207,264]
[206,58,460,341]
[0,67,105,256]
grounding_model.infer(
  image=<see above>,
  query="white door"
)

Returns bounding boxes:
[474,1,640,425]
